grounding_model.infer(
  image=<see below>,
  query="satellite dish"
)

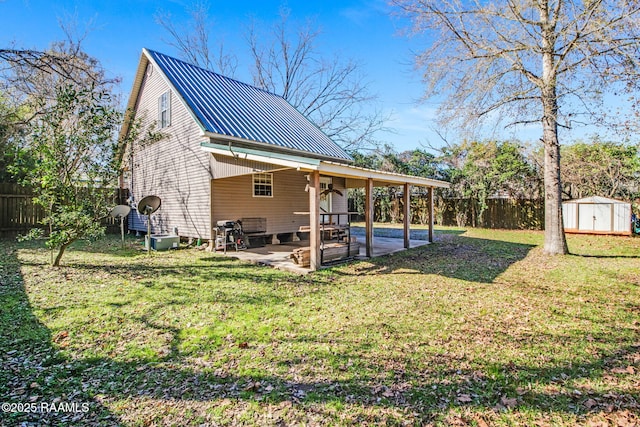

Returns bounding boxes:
[137,195,162,254]
[137,195,161,215]
[109,205,131,248]
[109,205,131,219]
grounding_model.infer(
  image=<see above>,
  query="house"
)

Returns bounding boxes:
[119,48,450,270]
[562,196,632,236]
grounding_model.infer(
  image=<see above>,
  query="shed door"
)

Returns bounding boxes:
[614,203,631,233]
[578,203,612,231]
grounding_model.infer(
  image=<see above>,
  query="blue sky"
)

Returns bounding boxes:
[1,0,559,152]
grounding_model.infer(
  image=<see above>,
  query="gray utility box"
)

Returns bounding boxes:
[150,234,179,250]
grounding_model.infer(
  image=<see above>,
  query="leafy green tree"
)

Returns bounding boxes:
[0,92,28,182]
[350,147,450,224]
[441,140,540,225]
[561,139,640,200]
[6,41,124,266]
[350,150,384,170]
[20,82,121,266]
[1,38,118,183]
[384,148,450,181]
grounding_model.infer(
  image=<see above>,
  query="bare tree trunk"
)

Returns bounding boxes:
[53,242,72,267]
[541,10,569,255]
[542,117,568,255]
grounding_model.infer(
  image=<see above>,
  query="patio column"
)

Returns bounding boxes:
[403,183,411,249]
[365,178,374,257]
[428,186,434,243]
[309,170,321,271]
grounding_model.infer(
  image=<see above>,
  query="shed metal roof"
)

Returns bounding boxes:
[564,196,629,205]
[145,49,353,163]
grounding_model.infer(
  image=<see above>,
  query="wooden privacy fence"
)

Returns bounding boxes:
[0,183,44,237]
[349,192,545,230]
[0,183,129,237]
[439,198,544,230]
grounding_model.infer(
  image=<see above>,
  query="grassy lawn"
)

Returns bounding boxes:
[1,228,639,426]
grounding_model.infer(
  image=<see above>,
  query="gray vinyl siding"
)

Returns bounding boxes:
[211,171,347,235]
[127,63,213,240]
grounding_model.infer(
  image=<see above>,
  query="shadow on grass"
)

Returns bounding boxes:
[570,253,640,259]
[62,234,150,258]
[350,225,466,240]
[341,231,536,284]
[0,242,121,425]
[3,237,639,425]
[565,233,640,259]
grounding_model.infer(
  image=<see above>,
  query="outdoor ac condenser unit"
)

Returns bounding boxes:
[150,234,179,250]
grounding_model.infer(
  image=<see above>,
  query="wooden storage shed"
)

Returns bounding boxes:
[562,196,632,236]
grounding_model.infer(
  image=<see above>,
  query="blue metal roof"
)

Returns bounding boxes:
[145,49,353,163]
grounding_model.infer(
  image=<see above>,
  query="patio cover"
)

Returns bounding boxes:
[201,141,450,270]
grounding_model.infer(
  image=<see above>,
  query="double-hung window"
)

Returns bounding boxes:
[253,173,273,197]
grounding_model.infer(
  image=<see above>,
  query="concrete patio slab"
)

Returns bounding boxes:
[214,229,429,274]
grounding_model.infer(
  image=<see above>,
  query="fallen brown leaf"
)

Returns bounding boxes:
[500,396,518,409]
[611,365,636,375]
[243,381,260,392]
[584,398,598,409]
[381,389,395,398]
[456,394,472,403]
[53,330,69,343]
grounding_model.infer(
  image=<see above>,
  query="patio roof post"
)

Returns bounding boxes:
[428,186,434,243]
[309,170,321,271]
[403,183,411,249]
[365,177,374,257]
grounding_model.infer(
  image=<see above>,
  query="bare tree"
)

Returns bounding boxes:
[1,44,115,121]
[156,3,385,151]
[392,0,640,255]
[1,19,118,126]
[247,10,386,151]
[155,1,238,77]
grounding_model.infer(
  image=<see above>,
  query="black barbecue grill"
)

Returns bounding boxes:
[215,220,246,253]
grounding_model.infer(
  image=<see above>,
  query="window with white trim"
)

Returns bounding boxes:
[253,173,273,197]
[158,91,171,129]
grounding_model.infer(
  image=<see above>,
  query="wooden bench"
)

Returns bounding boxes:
[240,217,268,247]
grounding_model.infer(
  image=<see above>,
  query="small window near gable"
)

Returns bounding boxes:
[158,91,171,129]
[253,173,273,197]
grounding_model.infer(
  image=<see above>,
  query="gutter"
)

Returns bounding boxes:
[200,141,320,170]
